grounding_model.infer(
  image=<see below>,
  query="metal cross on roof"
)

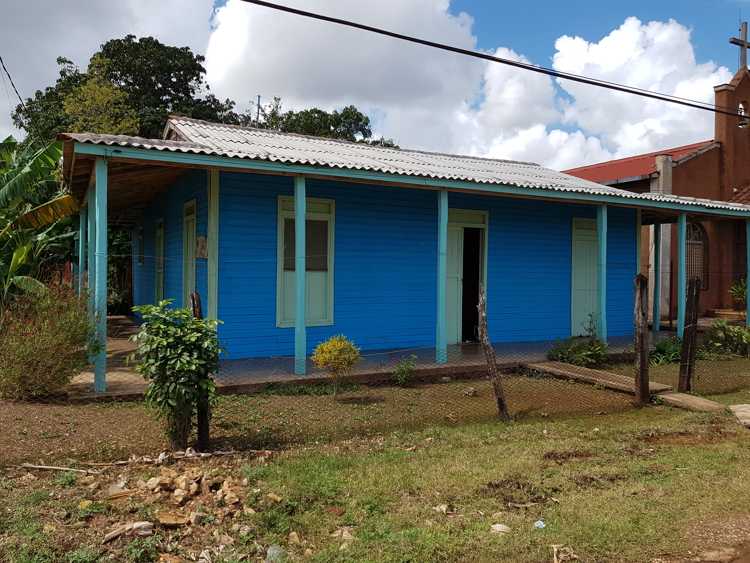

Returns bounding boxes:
[730,21,749,71]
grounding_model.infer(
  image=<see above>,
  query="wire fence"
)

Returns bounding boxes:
[23,260,750,452]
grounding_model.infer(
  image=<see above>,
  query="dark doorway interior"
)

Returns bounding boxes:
[462,227,482,342]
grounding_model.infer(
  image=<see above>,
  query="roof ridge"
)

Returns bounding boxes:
[564,140,713,173]
[166,115,541,169]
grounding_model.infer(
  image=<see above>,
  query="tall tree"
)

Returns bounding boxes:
[63,77,139,135]
[12,58,85,142]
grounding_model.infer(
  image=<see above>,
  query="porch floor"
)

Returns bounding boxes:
[69,316,638,400]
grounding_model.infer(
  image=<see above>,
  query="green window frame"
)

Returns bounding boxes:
[276,195,335,327]
[154,219,165,303]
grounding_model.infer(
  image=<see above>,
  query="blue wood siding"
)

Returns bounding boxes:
[131,171,636,359]
[218,173,437,359]
[132,170,208,310]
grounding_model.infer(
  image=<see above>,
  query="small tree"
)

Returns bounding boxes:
[131,300,220,450]
[311,335,360,396]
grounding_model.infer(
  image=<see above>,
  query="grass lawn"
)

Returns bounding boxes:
[2,403,750,561]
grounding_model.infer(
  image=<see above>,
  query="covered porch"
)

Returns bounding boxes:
[60,124,750,396]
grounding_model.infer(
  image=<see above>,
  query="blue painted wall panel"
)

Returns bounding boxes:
[131,171,637,359]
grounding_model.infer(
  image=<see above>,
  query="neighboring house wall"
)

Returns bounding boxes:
[132,172,636,360]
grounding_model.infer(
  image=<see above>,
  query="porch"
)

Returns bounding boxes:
[68,316,637,401]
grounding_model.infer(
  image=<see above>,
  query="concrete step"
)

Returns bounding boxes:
[730,404,750,428]
[658,392,726,413]
[526,361,672,395]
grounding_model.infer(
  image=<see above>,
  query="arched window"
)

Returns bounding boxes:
[687,222,709,290]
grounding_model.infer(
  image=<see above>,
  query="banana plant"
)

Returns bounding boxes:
[0,137,62,210]
[0,243,47,310]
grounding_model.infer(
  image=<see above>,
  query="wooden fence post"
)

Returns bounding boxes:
[634,274,650,405]
[678,277,700,393]
[477,285,510,421]
[190,291,210,451]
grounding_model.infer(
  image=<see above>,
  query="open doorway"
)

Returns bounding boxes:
[446,210,487,345]
[461,227,482,342]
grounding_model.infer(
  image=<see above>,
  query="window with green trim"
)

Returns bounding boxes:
[277,196,334,326]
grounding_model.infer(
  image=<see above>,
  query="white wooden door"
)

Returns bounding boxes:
[446,225,464,345]
[571,218,598,336]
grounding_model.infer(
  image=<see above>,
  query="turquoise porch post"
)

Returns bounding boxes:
[436,189,448,364]
[87,183,96,320]
[596,204,608,341]
[677,213,687,338]
[77,208,87,295]
[746,219,750,328]
[653,224,661,332]
[294,175,307,375]
[207,170,220,321]
[94,158,108,393]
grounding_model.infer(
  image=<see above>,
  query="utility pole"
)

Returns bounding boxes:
[256,94,261,126]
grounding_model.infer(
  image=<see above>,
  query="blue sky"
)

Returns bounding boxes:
[452,0,747,72]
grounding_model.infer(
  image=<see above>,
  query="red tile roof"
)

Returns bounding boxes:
[564,141,713,184]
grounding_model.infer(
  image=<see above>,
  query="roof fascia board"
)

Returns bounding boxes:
[72,142,750,219]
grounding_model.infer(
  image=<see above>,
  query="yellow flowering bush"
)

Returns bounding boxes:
[311,335,360,396]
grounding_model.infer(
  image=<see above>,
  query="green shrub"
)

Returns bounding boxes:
[650,337,682,366]
[730,277,747,308]
[703,319,750,357]
[131,300,220,450]
[392,355,417,387]
[311,335,360,396]
[0,284,93,400]
[547,337,608,368]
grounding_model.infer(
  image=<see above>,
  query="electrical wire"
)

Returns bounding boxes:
[238,0,744,118]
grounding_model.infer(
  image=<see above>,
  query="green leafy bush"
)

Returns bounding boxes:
[392,355,417,387]
[131,300,220,450]
[0,284,93,400]
[702,319,750,358]
[547,337,608,368]
[649,337,682,366]
[730,277,747,308]
[311,335,360,396]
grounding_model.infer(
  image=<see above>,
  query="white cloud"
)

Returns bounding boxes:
[0,4,733,170]
[206,6,730,168]
[0,0,213,139]
[552,17,732,159]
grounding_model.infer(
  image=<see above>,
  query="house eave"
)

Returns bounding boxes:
[69,141,750,220]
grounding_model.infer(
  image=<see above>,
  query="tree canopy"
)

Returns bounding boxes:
[11,35,394,146]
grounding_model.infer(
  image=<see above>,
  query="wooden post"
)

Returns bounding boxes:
[634,274,650,406]
[677,214,687,338]
[652,224,661,332]
[678,277,700,392]
[477,285,510,421]
[191,291,210,452]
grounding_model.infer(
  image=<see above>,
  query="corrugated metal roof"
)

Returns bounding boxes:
[62,117,750,214]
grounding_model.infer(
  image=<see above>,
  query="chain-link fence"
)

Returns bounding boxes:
[46,258,750,451]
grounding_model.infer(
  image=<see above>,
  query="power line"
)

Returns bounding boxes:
[0,54,26,111]
[239,0,743,119]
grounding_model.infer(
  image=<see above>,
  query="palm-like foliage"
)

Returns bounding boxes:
[0,136,62,209]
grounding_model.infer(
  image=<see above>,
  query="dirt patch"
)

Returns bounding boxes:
[542,449,594,464]
[480,476,558,507]
[334,395,386,405]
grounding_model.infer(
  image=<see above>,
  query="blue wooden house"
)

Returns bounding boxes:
[60,117,750,392]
